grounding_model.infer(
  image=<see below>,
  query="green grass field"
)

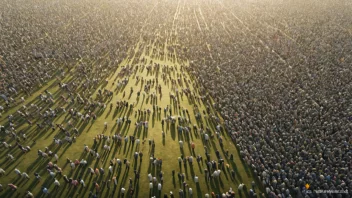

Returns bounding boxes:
[0,37,262,198]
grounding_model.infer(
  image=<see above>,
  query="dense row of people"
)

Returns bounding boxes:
[172,0,352,197]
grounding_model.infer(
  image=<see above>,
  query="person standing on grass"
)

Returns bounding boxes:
[121,187,125,197]
[80,159,87,166]
[95,168,100,176]
[109,165,113,174]
[204,169,209,182]
[135,171,140,181]
[231,170,235,179]
[49,170,56,178]
[179,140,184,149]
[158,183,162,191]
[204,133,209,143]
[113,176,117,187]
[84,144,90,152]
[116,158,122,166]
[130,188,135,197]
[178,157,182,165]
[103,144,108,152]
[22,172,30,179]
[188,156,193,165]
[63,175,69,183]
[2,142,9,149]
[179,189,184,198]
[0,168,5,176]
[106,180,111,189]
[88,167,94,176]
[14,168,21,177]
[148,173,153,182]
[124,136,128,144]
[136,138,140,146]
[34,172,41,181]
[99,167,105,175]
[8,183,17,190]
[194,176,199,183]
[54,153,58,162]
[134,152,139,161]
[54,179,60,189]
[42,187,49,195]
[94,182,100,193]
[126,160,130,169]
[139,151,143,162]
[129,178,133,189]
[25,191,34,198]
[238,183,244,192]
[107,136,111,144]
[70,161,75,170]
[80,178,85,187]
[72,179,79,187]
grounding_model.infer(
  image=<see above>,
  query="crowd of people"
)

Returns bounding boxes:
[174,0,352,197]
[1,0,352,197]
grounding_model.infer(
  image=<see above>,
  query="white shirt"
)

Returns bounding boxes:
[80,159,87,165]
[158,183,162,190]
[194,176,199,182]
[238,184,244,190]
[22,172,29,178]
[15,169,21,175]
[54,179,60,186]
